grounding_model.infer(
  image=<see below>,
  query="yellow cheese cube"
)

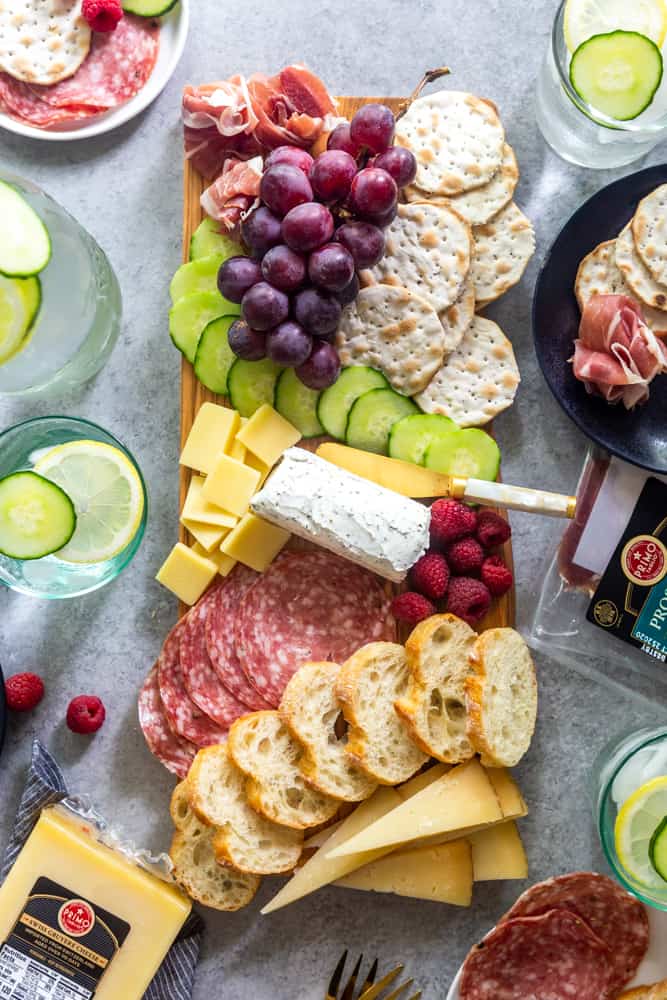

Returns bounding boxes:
[244,449,270,487]
[0,806,191,1000]
[182,518,229,553]
[236,403,301,468]
[156,542,217,605]
[181,475,238,529]
[180,403,240,474]
[336,839,473,906]
[192,541,237,578]
[221,512,290,572]
[202,454,260,517]
[228,437,247,463]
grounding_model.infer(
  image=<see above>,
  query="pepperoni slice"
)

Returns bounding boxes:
[234,550,396,706]
[157,620,227,748]
[138,665,196,779]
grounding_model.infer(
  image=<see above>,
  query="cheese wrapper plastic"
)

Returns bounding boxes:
[0,803,191,999]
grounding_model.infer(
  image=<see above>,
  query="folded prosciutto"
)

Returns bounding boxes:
[200,156,262,232]
[571,294,667,409]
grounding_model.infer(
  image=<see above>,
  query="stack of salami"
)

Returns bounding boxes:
[139,550,395,778]
[460,872,649,1000]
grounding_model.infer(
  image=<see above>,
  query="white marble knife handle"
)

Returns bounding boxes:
[450,477,577,518]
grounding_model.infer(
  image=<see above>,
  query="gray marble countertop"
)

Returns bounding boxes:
[0,2,665,996]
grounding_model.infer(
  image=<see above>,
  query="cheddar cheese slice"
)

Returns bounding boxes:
[336,839,473,906]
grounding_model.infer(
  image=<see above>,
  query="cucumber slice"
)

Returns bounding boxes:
[170,255,224,304]
[317,366,389,440]
[0,181,51,278]
[193,316,238,395]
[227,358,283,417]
[570,30,664,120]
[169,291,239,364]
[190,218,244,262]
[0,471,76,560]
[650,815,667,882]
[0,275,41,365]
[122,0,179,15]
[425,428,501,481]
[389,413,458,466]
[346,388,419,455]
[275,368,323,438]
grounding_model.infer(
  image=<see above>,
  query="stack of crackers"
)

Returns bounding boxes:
[576,182,667,336]
[0,0,91,85]
[336,90,535,428]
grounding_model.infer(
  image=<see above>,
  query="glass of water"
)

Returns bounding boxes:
[536,1,667,169]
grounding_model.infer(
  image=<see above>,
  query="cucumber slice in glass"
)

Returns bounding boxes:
[193,315,238,395]
[227,358,283,417]
[317,366,389,440]
[122,0,179,15]
[570,30,664,120]
[0,471,76,560]
[169,291,239,363]
[425,428,500,481]
[0,181,51,278]
[170,255,224,304]
[649,815,667,882]
[0,275,41,365]
[275,368,323,438]
[346,388,419,455]
[388,413,458,466]
[190,218,244,262]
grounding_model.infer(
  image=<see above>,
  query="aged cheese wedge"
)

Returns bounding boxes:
[261,787,401,914]
[470,820,528,881]
[486,767,528,819]
[156,542,217,605]
[327,759,503,858]
[236,403,301,468]
[396,763,450,800]
[181,476,238,529]
[202,454,260,516]
[221,512,290,572]
[180,403,240,474]
[336,839,473,906]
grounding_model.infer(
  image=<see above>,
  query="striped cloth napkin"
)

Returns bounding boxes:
[1,739,204,999]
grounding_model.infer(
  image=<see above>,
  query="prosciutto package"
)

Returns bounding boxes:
[571,294,667,408]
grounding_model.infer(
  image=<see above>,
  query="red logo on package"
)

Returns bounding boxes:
[58,899,95,937]
[622,535,667,586]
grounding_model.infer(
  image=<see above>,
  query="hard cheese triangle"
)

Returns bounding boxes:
[336,839,473,906]
[471,821,528,881]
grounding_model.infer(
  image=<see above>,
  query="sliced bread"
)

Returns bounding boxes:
[189,743,303,875]
[620,984,667,1000]
[336,642,428,785]
[280,661,378,802]
[228,710,341,829]
[465,627,537,768]
[395,614,476,763]
[170,779,199,835]
[170,822,260,912]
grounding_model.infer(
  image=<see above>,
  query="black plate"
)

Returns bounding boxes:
[533,165,667,474]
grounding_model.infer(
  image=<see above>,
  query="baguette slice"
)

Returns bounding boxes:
[280,661,378,802]
[465,627,537,767]
[170,821,260,912]
[189,744,303,875]
[395,614,476,763]
[170,779,199,834]
[621,983,667,1000]
[336,642,428,784]
[228,710,341,829]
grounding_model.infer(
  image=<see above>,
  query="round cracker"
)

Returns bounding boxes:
[470,201,535,307]
[395,90,505,197]
[632,183,667,287]
[440,276,475,354]
[360,202,472,314]
[616,223,667,313]
[576,238,667,335]
[0,0,91,86]
[415,315,520,427]
[336,285,446,396]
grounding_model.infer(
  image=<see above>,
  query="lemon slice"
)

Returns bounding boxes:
[564,0,667,52]
[615,775,667,887]
[34,440,145,564]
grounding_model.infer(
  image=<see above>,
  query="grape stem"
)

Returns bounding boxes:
[396,66,452,120]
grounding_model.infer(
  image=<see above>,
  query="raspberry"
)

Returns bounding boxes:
[429,499,477,548]
[66,696,106,735]
[82,0,123,32]
[410,553,450,600]
[445,537,484,575]
[477,510,511,550]
[481,555,514,596]
[445,577,491,626]
[5,673,44,712]
[390,591,435,626]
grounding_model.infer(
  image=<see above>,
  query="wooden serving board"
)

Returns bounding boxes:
[180,95,515,630]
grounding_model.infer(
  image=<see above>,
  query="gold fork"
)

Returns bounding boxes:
[326,951,422,1000]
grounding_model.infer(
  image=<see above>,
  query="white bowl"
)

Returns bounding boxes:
[0,0,188,142]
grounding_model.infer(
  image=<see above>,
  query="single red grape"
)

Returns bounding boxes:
[241,206,282,258]
[261,245,306,292]
[266,321,313,366]
[349,167,398,218]
[296,340,341,389]
[372,146,418,187]
[241,281,289,331]
[260,164,313,218]
[265,146,314,177]
[217,256,262,303]
[335,273,360,306]
[361,203,398,228]
[282,202,334,253]
[336,222,385,269]
[294,287,342,338]
[327,123,360,157]
[310,150,358,202]
[350,103,395,153]
[228,319,267,361]
[308,243,355,293]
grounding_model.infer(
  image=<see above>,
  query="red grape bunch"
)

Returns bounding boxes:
[218,103,418,391]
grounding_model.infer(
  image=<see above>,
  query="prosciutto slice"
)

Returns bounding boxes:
[200,156,262,233]
[571,294,667,408]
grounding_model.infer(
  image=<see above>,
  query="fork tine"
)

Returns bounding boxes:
[326,950,348,1000]
[356,958,378,997]
[382,981,414,1000]
[340,954,363,1000]
[356,965,403,1000]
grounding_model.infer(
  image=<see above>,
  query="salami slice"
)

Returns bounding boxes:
[180,590,249,730]
[235,550,396,706]
[460,909,614,1000]
[205,566,273,710]
[138,665,196,779]
[157,619,228,748]
[501,872,649,993]
[0,74,101,126]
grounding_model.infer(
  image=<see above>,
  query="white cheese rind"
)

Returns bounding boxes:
[251,449,429,582]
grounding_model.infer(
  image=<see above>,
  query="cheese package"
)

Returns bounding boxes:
[156,542,217,605]
[180,402,240,474]
[336,839,473,906]
[0,805,191,1000]
[236,403,301,468]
